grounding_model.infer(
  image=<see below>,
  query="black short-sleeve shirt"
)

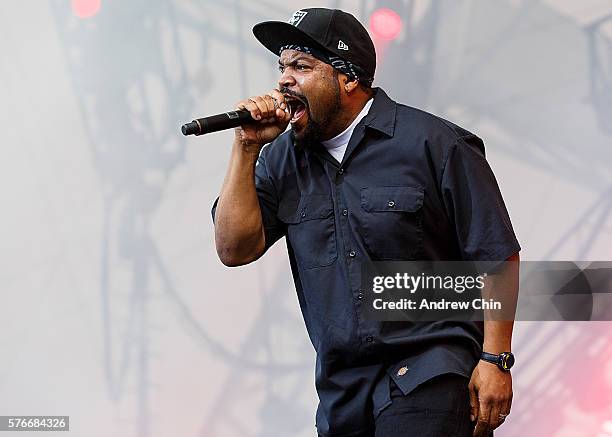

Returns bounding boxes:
[212,88,520,437]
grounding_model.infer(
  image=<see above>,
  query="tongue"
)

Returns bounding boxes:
[291,103,306,123]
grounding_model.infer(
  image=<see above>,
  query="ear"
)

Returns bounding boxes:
[342,76,360,94]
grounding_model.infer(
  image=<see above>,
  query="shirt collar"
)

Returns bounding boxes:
[321,98,373,150]
[295,87,397,162]
[361,87,396,137]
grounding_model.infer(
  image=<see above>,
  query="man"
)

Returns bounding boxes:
[212,8,520,437]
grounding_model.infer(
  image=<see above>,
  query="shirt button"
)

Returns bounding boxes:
[342,209,348,216]
[338,168,344,175]
[348,250,356,258]
[387,200,395,208]
[366,336,374,343]
[357,293,364,300]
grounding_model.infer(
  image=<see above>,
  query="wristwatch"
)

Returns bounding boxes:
[481,351,515,372]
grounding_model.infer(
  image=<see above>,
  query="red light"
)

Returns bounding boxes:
[72,0,101,19]
[369,8,403,41]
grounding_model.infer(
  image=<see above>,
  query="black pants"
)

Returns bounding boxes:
[318,373,492,437]
[374,373,482,437]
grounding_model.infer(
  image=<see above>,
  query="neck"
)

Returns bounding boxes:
[323,87,374,140]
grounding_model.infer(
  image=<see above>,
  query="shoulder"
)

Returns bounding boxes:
[392,103,485,157]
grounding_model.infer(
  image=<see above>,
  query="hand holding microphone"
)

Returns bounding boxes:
[182,89,291,148]
[233,89,291,148]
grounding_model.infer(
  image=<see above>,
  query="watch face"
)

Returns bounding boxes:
[500,352,515,370]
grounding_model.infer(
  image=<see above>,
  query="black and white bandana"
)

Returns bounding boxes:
[279,44,374,87]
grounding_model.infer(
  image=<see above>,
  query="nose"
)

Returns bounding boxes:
[278,69,296,89]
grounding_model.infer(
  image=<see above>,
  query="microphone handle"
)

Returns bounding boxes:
[181,109,254,136]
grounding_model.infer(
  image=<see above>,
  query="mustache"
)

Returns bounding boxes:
[279,87,309,108]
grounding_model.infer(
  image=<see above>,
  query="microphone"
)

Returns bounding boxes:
[181,109,254,136]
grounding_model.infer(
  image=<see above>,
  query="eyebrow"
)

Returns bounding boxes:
[278,55,313,67]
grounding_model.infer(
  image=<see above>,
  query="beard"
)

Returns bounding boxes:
[292,116,325,149]
[283,73,342,149]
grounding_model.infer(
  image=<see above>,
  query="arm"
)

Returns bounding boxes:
[469,252,520,437]
[214,90,290,266]
[214,142,266,266]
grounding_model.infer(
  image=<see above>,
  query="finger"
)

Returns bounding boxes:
[473,419,488,437]
[268,95,289,124]
[497,390,512,427]
[268,90,291,123]
[261,95,277,118]
[250,96,268,120]
[474,397,492,437]
[268,88,287,111]
[497,397,512,428]
[501,398,510,419]
[489,400,504,431]
[468,382,479,423]
[237,98,262,121]
[507,390,513,414]
[268,89,291,123]
[252,95,275,120]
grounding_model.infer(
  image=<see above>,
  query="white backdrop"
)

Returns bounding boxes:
[1,1,612,436]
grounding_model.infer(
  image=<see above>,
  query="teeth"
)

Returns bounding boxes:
[284,96,305,111]
[284,96,307,122]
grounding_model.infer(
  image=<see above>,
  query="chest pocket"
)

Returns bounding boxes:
[278,194,337,270]
[360,186,424,260]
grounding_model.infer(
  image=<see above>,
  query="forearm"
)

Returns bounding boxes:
[483,321,513,354]
[481,253,520,354]
[214,139,266,266]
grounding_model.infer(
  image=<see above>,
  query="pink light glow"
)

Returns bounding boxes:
[71,0,101,19]
[369,8,403,41]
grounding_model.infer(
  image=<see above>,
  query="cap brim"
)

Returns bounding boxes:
[253,21,330,57]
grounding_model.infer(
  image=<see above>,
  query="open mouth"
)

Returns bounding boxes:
[284,95,308,124]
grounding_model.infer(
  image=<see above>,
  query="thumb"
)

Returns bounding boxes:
[469,382,479,422]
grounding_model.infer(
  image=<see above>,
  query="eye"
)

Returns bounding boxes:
[296,64,308,71]
[278,65,285,73]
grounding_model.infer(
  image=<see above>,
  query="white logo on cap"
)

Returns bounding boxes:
[288,10,308,27]
[338,40,349,50]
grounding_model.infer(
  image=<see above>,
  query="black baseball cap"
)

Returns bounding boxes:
[253,8,376,80]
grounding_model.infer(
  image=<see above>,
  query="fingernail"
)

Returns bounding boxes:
[470,415,475,421]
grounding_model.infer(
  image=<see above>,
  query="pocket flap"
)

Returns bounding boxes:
[361,186,424,212]
[386,344,472,396]
[277,198,300,224]
[278,194,333,223]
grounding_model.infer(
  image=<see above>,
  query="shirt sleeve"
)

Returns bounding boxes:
[441,135,521,261]
[211,150,287,253]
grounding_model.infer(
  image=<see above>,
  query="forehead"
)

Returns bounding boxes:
[278,49,321,65]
